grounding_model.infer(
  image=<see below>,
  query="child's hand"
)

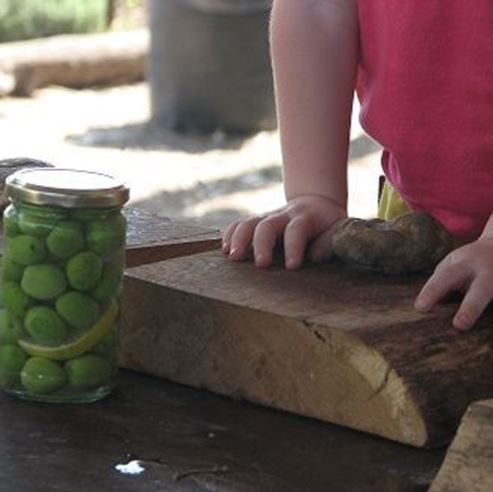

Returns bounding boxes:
[222,195,346,270]
[415,237,493,330]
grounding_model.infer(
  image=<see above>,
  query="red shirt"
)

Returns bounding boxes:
[357,0,493,241]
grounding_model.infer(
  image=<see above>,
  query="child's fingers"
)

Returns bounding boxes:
[229,216,262,261]
[453,273,493,330]
[415,261,469,311]
[307,230,334,263]
[283,216,311,270]
[222,220,240,254]
[253,214,289,268]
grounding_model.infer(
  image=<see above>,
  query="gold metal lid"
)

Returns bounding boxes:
[6,168,130,208]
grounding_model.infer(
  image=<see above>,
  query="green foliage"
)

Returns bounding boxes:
[0,0,109,43]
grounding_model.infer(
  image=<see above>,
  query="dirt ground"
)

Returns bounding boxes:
[0,82,382,230]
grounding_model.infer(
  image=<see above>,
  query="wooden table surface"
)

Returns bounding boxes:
[0,369,445,492]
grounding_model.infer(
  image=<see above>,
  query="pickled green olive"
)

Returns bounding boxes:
[86,216,125,256]
[91,263,122,303]
[66,354,112,389]
[21,357,66,394]
[0,309,24,344]
[0,345,28,387]
[2,257,24,282]
[25,307,67,346]
[70,208,114,222]
[66,251,102,292]
[18,212,57,237]
[21,264,67,301]
[46,221,84,260]
[3,206,20,237]
[3,282,31,316]
[56,291,100,329]
[8,235,46,265]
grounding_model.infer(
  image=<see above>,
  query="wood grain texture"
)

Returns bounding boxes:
[430,399,493,491]
[120,251,493,448]
[124,208,221,267]
[0,30,148,96]
[0,370,445,492]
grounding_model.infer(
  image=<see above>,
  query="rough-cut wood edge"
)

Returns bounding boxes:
[119,251,493,448]
[430,399,493,491]
[0,30,148,96]
[121,272,427,446]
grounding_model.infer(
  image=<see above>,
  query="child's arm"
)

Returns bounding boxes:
[415,213,493,330]
[223,0,359,269]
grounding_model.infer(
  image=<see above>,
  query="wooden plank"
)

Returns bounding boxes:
[0,30,148,96]
[124,208,221,267]
[430,399,493,491]
[120,251,493,448]
[0,369,445,491]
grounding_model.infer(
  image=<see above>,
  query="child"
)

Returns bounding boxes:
[222,0,493,331]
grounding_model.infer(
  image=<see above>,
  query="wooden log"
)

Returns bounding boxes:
[430,399,493,491]
[124,208,221,267]
[0,30,148,96]
[120,251,493,448]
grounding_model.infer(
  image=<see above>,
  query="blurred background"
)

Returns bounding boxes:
[0,0,381,230]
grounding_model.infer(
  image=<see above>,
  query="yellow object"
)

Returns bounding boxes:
[378,180,411,220]
[19,300,118,361]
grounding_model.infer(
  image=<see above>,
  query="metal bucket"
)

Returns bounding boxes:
[148,0,276,133]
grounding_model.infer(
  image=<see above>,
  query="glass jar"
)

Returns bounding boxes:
[0,168,129,403]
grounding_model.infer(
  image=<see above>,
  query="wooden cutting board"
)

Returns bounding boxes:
[120,250,493,448]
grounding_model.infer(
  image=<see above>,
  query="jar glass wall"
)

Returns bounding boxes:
[0,168,128,403]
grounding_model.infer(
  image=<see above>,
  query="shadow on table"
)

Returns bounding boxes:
[66,121,249,153]
[131,164,282,229]
[67,122,381,160]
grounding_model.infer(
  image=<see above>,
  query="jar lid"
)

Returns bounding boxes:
[5,168,130,208]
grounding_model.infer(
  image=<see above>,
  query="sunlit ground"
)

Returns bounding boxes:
[0,82,382,229]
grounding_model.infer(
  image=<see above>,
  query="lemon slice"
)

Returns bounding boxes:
[19,300,118,361]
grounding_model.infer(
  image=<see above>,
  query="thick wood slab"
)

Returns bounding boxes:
[120,251,493,448]
[430,399,493,491]
[124,208,221,267]
[0,30,147,96]
[0,370,444,491]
